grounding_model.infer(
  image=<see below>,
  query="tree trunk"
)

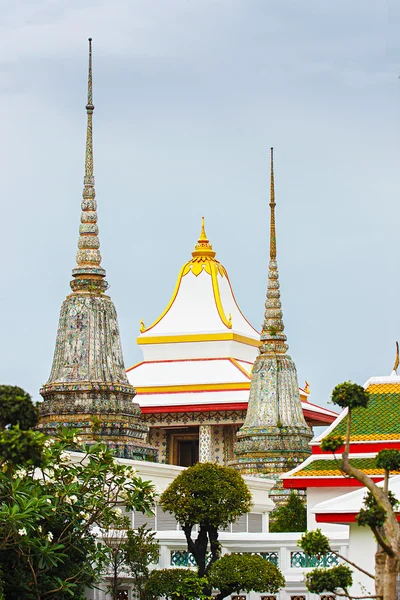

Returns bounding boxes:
[383,555,399,600]
[375,547,385,600]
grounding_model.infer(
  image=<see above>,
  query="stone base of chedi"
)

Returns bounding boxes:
[231,353,312,502]
[39,293,157,461]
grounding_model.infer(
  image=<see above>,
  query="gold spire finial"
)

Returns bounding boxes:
[192,216,216,258]
[199,216,208,241]
[393,341,399,374]
[270,147,276,260]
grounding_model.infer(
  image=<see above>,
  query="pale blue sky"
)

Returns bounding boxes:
[1,0,399,410]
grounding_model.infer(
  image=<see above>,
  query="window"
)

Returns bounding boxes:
[291,596,306,600]
[261,596,276,600]
[231,596,246,600]
[117,590,129,600]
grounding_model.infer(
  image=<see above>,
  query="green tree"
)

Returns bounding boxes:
[0,412,155,600]
[0,385,45,467]
[208,554,285,600]
[159,463,285,600]
[303,381,400,600]
[146,569,210,600]
[102,521,159,600]
[159,462,252,577]
[269,492,307,532]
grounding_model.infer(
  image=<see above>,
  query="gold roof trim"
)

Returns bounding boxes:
[140,218,232,333]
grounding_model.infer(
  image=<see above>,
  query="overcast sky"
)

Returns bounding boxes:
[1,0,400,411]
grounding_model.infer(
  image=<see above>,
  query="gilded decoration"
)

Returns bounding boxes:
[39,39,156,461]
[139,217,232,333]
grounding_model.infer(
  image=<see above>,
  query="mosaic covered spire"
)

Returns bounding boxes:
[260,148,288,355]
[39,40,156,461]
[71,37,107,294]
[232,149,312,499]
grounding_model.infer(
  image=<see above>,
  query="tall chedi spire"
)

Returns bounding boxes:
[232,149,312,502]
[39,40,156,461]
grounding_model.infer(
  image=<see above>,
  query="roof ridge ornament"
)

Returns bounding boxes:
[71,38,108,294]
[191,217,216,259]
[392,341,399,376]
[259,148,288,355]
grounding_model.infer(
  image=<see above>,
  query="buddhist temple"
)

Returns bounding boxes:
[282,363,400,500]
[127,206,336,467]
[39,39,156,461]
[232,149,314,502]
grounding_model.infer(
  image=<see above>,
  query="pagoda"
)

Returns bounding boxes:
[39,40,156,461]
[127,212,335,466]
[232,149,313,498]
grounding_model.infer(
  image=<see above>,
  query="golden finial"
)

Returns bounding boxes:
[199,216,208,241]
[192,217,216,258]
[139,319,145,333]
[304,381,310,394]
[270,147,276,260]
[393,341,399,374]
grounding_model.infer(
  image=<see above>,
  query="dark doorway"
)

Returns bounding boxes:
[178,438,199,467]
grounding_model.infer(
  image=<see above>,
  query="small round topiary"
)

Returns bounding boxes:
[320,434,344,453]
[331,381,369,410]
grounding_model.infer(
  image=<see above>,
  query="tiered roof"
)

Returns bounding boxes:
[282,374,400,489]
[128,219,337,427]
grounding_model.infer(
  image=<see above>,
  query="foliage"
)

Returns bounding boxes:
[0,427,156,600]
[208,554,285,600]
[312,380,400,599]
[103,522,160,600]
[0,386,39,430]
[0,426,46,468]
[299,529,330,556]
[305,565,353,594]
[145,568,210,600]
[331,381,369,410]
[269,492,307,532]
[0,386,45,468]
[356,490,399,529]
[376,449,400,472]
[320,434,344,453]
[160,462,252,577]
[159,462,252,530]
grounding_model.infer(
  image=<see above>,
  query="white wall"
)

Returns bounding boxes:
[348,524,375,598]
[307,487,355,533]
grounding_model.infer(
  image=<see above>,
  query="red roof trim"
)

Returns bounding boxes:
[312,440,400,455]
[316,512,400,524]
[283,476,384,489]
[127,357,254,373]
[141,402,248,414]
[303,408,336,424]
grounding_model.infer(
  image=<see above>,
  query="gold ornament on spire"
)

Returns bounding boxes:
[393,341,399,374]
[269,147,276,260]
[192,217,216,259]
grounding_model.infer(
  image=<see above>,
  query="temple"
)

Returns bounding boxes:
[282,362,400,509]
[127,193,336,468]
[39,39,156,461]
